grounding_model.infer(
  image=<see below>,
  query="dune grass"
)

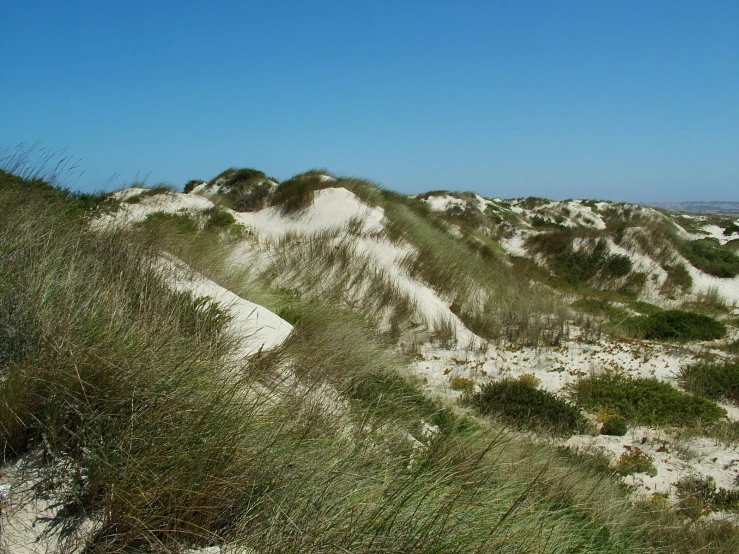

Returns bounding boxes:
[5,170,739,551]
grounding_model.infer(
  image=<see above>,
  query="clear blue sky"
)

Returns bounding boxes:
[2,1,737,202]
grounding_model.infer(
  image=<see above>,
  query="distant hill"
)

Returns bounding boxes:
[647,200,739,215]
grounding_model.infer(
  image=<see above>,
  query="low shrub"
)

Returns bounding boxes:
[614,446,657,477]
[450,376,475,394]
[600,417,628,436]
[205,208,236,230]
[679,362,739,405]
[183,179,203,193]
[676,475,739,513]
[468,379,587,436]
[660,263,693,298]
[232,181,273,212]
[680,238,739,278]
[271,174,329,214]
[573,373,726,426]
[602,254,633,278]
[623,310,726,342]
[723,221,739,236]
[517,373,541,388]
[139,211,198,236]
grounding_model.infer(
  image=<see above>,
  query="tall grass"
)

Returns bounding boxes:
[3,171,739,551]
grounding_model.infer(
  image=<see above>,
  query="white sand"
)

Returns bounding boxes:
[422,194,465,212]
[157,255,292,358]
[92,190,214,229]
[233,187,384,242]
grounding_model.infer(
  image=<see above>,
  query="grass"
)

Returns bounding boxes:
[6,167,739,551]
[679,362,739,405]
[679,238,739,278]
[572,373,727,427]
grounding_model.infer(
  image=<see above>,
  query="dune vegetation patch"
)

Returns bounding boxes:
[572,373,726,427]
[468,378,588,436]
[622,309,726,342]
[680,238,739,278]
[679,362,739,405]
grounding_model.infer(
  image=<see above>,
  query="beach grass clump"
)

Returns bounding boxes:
[573,373,726,427]
[679,362,739,405]
[468,378,588,436]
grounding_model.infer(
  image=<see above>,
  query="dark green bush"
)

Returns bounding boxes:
[573,373,726,426]
[213,167,266,188]
[680,238,739,278]
[271,174,330,214]
[139,211,198,236]
[205,209,236,230]
[468,379,587,436]
[600,417,627,436]
[660,263,693,298]
[623,310,726,342]
[232,181,273,212]
[676,475,739,513]
[679,362,739,404]
[602,254,632,278]
[183,179,203,193]
[723,221,739,236]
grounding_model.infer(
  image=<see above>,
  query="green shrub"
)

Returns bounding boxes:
[213,167,266,188]
[676,475,739,513]
[623,310,726,342]
[232,181,273,212]
[614,446,657,477]
[124,185,175,204]
[680,238,739,278]
[450,376,475,394]
[679,362,739,404]
[138,211,198,236]
[205,208,236,229]
[660,263,693,298]
[184,179,203,193]
[468,379,587,436]
[723,221,739,236]
[600,417,628,436]
[573,373,726,427]
[602,254,632,278]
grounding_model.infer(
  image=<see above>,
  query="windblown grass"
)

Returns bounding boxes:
[4,169,739,551]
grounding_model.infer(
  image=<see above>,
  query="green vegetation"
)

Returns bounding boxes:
[183,179,203,193]
[679,362,739,405]
[601,417,628,436]
[680,238,739,278]
[124,185,176,203]
[614,447,657,477]
[623,310,726,342]
[6,166,739,551]
[271,172,331,214]
[450,376,475,394]
[573,373,726,427]
[527,232,635,286]
[676,476,739,515]
[469,378,588,436]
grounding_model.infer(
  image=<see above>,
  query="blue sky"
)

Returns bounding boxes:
[2,1,737,201]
